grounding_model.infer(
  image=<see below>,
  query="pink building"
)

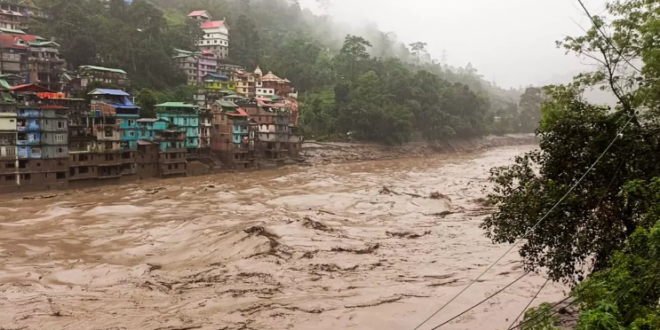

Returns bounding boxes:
[174,49,218,86]
[198,50,217,83]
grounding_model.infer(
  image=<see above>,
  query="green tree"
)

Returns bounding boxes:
[482,0,660,283]
[136,88,159,118]
[335,35,372,82]
[519,87,545,133]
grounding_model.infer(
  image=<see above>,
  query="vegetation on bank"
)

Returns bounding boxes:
[29,0,541,144]
[485,0,660,327]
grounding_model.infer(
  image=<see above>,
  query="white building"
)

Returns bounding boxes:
[188,10,229,60]
[256,87,275,98]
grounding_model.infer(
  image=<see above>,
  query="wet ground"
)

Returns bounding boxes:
[0,145,566,330]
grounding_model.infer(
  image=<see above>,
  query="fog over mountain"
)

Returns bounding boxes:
[300,0,609,89]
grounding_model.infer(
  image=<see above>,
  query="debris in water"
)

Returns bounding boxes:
[386,231,431,239]
[429,191,451,201]
[331,243,379,254]
[302,217,333,232]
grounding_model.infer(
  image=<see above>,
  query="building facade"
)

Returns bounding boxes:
[89,88,139,178]
[211,100,253,169]
[27,40,65,91]
[188,10,229,59]
[155,102,200,153]
[174,49,217,86]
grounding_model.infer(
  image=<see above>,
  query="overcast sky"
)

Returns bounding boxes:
[299,0,608,89]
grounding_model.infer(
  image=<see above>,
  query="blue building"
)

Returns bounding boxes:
[154,102,200,152]
[89,88,140,176]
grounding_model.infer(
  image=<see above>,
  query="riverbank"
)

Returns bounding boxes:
[302,134,539,165]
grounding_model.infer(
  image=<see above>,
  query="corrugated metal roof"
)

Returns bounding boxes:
[0,28,25,34]
[155,102,198,109]
[201,20,225,29]
[188,10,211,18]
[204,73,228,80]
[214,100,237,108]
[88,88,129,96]
[79,65,127,74]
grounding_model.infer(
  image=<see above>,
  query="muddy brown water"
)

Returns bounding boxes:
[0,145,567,330]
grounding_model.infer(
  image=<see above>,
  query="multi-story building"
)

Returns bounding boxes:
[27,39,65,91]
[188,10,229,59]
[211,99,253,169]
[0,97,16,191]
[65,97,106,186]
[88,88,139,178]
[156,129,188,177]
[260,71,294,98]
[155,102,200,153]
[13,84,69,190]
[66,65,129,95]
[232,69,256,98]
[136,118,167,178]
[137,118,187,177]
[173,49,217,86]
[202,73,236,105]
[199,107,212,156]
[0,34,27,79]
[0,1,29,31]
[240,97,302,164]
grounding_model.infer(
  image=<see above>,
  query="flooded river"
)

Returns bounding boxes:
[0,145,565,330]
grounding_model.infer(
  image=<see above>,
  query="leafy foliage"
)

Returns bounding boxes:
[520,303,560,330]
[482,0,660,283]
[31,0,200,89]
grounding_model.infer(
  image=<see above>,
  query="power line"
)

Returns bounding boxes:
[510,264,654,330]
[411,111,637,330]
[576,0,642,73]
[422,272,529,330]
[507,278,550,330]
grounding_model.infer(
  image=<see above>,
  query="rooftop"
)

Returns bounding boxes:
[204,73,229,81]
[200,20,225,29]
[188,10,211,18]
[88,88,129,96]
[79,65,127,75]
[155,102,198,109]
[0,27,25,34]
[215,100,237,108]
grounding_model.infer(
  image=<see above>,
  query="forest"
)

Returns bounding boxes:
[28,0,540,144]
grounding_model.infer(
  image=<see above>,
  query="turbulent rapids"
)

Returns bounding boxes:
[0,145,565,330]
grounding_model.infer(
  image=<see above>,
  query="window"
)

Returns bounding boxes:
[129,131,135,137]
[56,172,66,180]
[55,134,64,142]
[6,148,15,156]
[21,174,30,181]
[128,120,135,126]
[58,148,64,153]
[5,175,15,181]
[57,121,64,129]
[5,162,14,169]
[79,167,89,174]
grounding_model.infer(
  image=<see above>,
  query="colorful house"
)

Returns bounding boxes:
[89,88,139,176]
[210,99,253,169]
[155,102,200,151]
[137,118,187,177]
[203,73,236,92]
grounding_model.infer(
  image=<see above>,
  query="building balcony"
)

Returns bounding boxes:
[17,126,41,132]
[17,111,40,118]
[68,172,100,181]
[17,139,40,146]
[161,147,187,153]
[159,157,187,164]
